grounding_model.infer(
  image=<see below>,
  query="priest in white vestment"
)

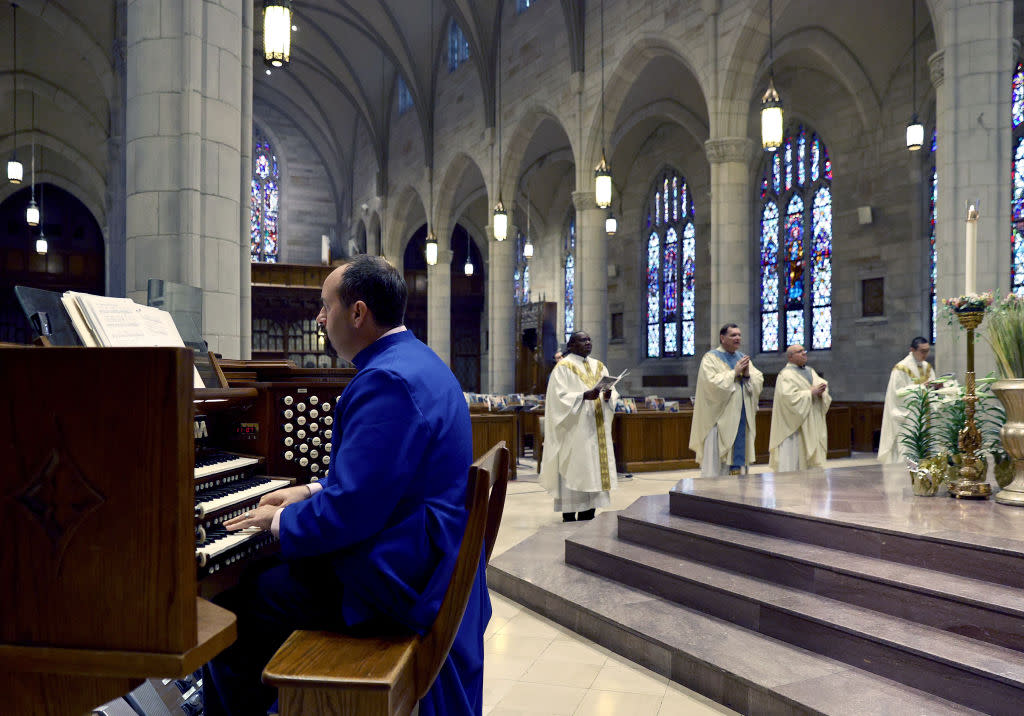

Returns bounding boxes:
[878,337,936,464]
[539,331,618,522]
[690,324,764,476]
[769,345,831,472]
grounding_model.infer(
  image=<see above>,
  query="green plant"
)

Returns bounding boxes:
[897,384,937,462]
[930,373,1006,461]
[984,293,1024,379]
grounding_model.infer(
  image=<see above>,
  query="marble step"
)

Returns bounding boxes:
[669,484,1024,589]
[618,494,1024,652]
[565,520,1024,716]
[487,515,982,716]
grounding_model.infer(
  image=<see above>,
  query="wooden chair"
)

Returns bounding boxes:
[262,441,511,716]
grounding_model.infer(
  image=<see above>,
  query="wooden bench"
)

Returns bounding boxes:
[262,441,512,716]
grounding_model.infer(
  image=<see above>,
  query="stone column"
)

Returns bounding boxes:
[573,190,608,360]
[428,249,453,365]
[704,137,755,349]
[931,0,1014,377]
[486,227,515,393]
[125,0,251,356]
[238,0,253,358]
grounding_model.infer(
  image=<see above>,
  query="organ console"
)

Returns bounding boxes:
[0,346,354,714]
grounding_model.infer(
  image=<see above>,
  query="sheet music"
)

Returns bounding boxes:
[595,368,629,391]
[62,291,205,388]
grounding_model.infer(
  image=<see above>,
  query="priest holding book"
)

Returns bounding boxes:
[539,331,619,522]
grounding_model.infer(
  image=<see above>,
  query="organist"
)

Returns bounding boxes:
[202,255,489,716]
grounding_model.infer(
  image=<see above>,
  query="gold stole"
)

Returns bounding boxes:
[895,361,933,385]
[557,358,612,491]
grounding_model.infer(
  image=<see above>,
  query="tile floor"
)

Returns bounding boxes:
[483,453,883,715]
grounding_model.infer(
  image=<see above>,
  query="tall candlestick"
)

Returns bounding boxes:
[965,203,978,295]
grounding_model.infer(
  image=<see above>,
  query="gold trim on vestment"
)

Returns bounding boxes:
[558,358,612,491]
[895,362,933,385]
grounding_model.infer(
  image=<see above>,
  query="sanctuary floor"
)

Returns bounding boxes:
[484,453,881,715]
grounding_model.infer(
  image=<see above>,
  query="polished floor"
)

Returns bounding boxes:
[484,453,881,715]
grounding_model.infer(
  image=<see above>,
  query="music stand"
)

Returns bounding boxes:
[14,285,84,346]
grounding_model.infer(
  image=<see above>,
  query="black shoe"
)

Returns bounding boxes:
[577,509,596,521]
[562,512,577,522]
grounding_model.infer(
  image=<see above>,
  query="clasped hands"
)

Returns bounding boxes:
[583,387,613,401]
[223,484,312,532]
[733,356,751,379]
[811,382,828,397]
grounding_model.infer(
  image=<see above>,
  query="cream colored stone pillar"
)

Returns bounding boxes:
[428,248,453,365]
[486,227,516,393]
[125,0,252,357]
[704,137,755,349]
[931,0,1014,377]
[573,190,608,360]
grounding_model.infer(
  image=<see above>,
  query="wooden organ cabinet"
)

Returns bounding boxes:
[0,346,354,714]
[515,301,557,395]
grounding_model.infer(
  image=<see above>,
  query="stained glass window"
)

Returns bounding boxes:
[1014,66,1024,296]
[397,76,413,115]
[448,21,470,72]
[251,133,280,263]
[564,213,576,342]
[646,169,697,358]
[929,130,937,343]
[759,126,831,351]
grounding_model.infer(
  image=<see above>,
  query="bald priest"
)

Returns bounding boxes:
[768,345,831,472]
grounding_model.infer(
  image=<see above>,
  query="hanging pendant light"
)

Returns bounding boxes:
[605,211,617,236]
[464,233,474,276]
[26,196,38,226]
[35,183,46,253]
[425,230,438,266]
[26,95,38,226]
[493,199,508,241]
[523,180,533,258]
[7,3,22,184]
[906,0,924,151]
[523,235,533,258]
[595,0,612,208]
[761,0,784,152]
[263,0,292,68]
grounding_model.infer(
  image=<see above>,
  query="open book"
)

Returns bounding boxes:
[594,368,629,392]
[61,291,205,389]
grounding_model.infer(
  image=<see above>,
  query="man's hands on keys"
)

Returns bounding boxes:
[734,356,751,379]
[258,484,312,509]
[223,503,279,532]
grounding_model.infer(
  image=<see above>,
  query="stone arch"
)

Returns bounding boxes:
[583,35,710,173]
[0,71,107,136]
[0,130,106,213]
[14,0,115,102]
[387,183,426,265]
[436,151,488,251]
[499,105,576,211]
[0,171,106,232]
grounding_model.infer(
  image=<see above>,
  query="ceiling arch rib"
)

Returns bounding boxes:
[258,61,343,164]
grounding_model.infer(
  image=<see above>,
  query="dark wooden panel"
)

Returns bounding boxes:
[0,347,195,653]
[472,413,517,479]
[826,406,852,458]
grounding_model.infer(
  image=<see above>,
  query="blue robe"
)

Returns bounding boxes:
[279,330,489,714]
[714,349,747,468]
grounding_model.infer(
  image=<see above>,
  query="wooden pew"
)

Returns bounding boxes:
[471,412,517,479]
[262,442,512,716]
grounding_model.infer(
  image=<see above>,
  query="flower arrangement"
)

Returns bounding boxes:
[942,291,995,312]
[984,292,1024,379]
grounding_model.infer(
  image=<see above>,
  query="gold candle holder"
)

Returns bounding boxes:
[948,307,992,498]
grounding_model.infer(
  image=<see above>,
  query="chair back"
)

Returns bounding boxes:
[413,441,508,699]
[483,442,511,563]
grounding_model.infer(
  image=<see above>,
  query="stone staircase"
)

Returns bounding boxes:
[489,485,1024,714]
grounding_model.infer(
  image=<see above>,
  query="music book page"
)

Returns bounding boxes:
[62,291,205,388]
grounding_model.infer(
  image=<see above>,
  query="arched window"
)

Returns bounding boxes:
[564,212,575,343]
[1012,62,1024,295]
[929,129,937,343]
[759,126,832,351]
[513,229,531,305]
[251,133,280,263]
[645,169,696,358]
[448,21,470,72]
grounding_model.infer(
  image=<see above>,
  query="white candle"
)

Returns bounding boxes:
[965,204,978,295]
